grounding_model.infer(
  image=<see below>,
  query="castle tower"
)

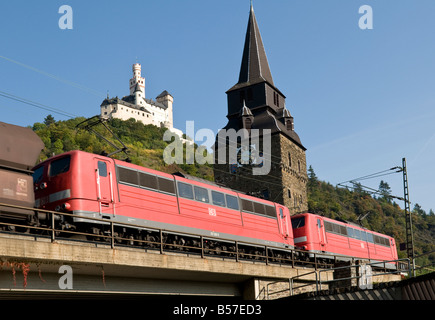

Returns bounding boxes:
[156,90,174,128]
[129,63,145,98]
[213,4,308,215]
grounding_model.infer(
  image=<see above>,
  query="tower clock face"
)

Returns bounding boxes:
[236,144,263,168]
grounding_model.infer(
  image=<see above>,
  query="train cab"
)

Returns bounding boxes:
[32,150,117,220]
[291,213,323,252]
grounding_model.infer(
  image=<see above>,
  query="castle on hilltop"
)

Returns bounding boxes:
[100,63,174,130]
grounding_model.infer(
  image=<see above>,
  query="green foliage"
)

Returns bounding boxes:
[307,166,435,272]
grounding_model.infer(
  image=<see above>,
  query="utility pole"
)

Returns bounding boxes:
[401,158,416,276]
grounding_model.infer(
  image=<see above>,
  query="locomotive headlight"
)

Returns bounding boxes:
[40,182,47,189]
[61,202,71,211]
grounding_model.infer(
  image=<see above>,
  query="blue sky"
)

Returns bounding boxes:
[1,0,434,213]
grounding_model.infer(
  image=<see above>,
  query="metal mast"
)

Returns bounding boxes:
[402,158,415,276]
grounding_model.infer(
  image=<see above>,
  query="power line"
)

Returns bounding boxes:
[0,90,79,119]
[338,167,402,185]
[337,165,408,203]
[0,55,105,98]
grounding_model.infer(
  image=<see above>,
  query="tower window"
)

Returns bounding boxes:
[287,189,291,198]
[273,92,280,107]
[288,152,292,167]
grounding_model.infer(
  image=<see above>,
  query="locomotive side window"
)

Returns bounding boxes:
[374,235,390,247]
[212,191,226,207]
[347,227,354,238]
[353,229,361,240]
[325,221,347,236]
[339,225,347,236]
[139,172,158,189]
[98,161,107,177]
[49,156,71,177]
[254,202,265,215]
[226,195,239,210]
[157,177,175,194]
[194,186,209,203]
[265,205,276,218]
[177,182,194,200]
[118,166,138,185]
[366,232,374,243]
[241,199,253,212]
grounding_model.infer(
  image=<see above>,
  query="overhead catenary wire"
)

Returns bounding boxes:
[337,165,407,203]
[0,55,106,98]
[338,167,402,185]
[0,90,79,119]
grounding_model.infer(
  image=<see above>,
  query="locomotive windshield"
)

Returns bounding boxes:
[291,216,305,229]
[49,156,71,177]
[32,166,44,184]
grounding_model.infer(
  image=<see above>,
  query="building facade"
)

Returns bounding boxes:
[100,63,174,129]
[213,5,308,215]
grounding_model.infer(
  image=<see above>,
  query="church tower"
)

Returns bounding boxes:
[213,4,308,215]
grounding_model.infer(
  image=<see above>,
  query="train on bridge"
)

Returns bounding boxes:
[0,121,398,266]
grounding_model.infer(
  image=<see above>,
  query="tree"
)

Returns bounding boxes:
[307,165,318,191]
[44,114,55,126]
[378,180,392,202]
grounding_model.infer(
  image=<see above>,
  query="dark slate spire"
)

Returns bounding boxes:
[236,4,274,87]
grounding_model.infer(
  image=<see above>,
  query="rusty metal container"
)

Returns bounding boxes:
[0,121,44,219]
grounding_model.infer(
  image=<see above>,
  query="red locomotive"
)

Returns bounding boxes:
[291,213,398,264]
[32,150,294,256]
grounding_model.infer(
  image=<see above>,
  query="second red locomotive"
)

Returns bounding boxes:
[291,213,398,266]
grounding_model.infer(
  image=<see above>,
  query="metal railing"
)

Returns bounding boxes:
[0,202,327,269]
[316,258,411,293]
[265,270,320,299]
[265,258,410,299]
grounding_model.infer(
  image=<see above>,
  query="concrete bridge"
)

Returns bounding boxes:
[0,233,325,299]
